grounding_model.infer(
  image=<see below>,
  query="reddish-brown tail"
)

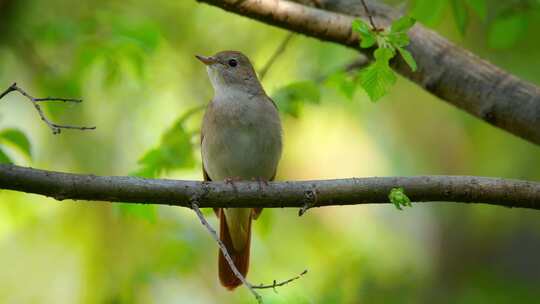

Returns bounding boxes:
[218,209,252,290]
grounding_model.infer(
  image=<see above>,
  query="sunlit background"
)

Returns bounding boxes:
[0,0,539,303]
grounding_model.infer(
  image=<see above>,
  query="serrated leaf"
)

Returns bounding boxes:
[488,14,527,49]
[397,47,417,72]
[387,32,410,48]
[450,0,469,34]
[0,148,12,164]
[352,19,377,48]
[358,48,397,102]
[391,16,416,33]
[0,129,32,159]
[389,187,412,210]
[272,81,320,117]
[466,0,487,21]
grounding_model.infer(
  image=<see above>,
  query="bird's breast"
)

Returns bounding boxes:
[202,94,282,181]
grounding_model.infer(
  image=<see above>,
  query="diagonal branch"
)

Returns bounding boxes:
[195,0,540,146]
[1,164,539,211]
[0,83,96,134]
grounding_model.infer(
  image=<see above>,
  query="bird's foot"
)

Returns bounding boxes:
[251,177,269,192]
[224,176,241,193]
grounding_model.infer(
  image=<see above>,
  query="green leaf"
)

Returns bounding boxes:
[387,17,415,49]
[131,106,202,178]
[488,15,527,49]
[358,48,397,102]
[0,129,32,159]
[352,19,377,48]
[0,148,12,164]
[466,0,487,21]
[391,16,416,33]
[325,71,357,100]
[411,0,448,26]
[388,187,412,210]
[397,47,417,72]
[387,31,410,48]
[450,0,469,34]
[272,81,320,117]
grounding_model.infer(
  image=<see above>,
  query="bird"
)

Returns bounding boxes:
[196,51,283,290]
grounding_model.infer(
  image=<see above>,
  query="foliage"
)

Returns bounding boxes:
[412,0,539,49]
[272,81,321,117]
[388,187,412,210]
[352,16,417,102]
[0,128,32,164]
[119,106,201,222]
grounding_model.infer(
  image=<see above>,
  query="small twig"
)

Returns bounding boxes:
[253,269,308,291]
[360,0,380,31]
[0,83,95,134]
[191,199,308,302]
[191,200,263,303]
[258,32,295,80]
[298,189,318,216]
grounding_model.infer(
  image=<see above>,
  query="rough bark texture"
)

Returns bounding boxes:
[197,0,540,145]
[1,164,539,210]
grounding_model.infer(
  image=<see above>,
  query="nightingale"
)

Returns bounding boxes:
[196,51,282,290]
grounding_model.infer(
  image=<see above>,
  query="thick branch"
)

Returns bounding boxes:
[196,0,540,145]
[1,164,539,210]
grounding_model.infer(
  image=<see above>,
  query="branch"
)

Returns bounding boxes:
[191,201,306,302]
[195,0,540,146]
[0,83,96,134]
[1,164,539,210]
[191,202,262,302]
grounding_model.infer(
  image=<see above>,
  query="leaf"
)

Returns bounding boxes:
[397,47,417,72]
[488,14,527,49]
[325,71,358,100]
[358,48,397,102]
[131,106,202,177]
[450,0,469,34]
[391,16,416,33]
[272,81,320,117]
[388,187,412,210]
[466,0,487,21]
[352,19,377,48]
[388,17,415,48]
[0,129,32,159]
[0,148,12,164]
[411,0,448,27]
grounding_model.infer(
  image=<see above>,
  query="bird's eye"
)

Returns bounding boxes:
[228,59,238,67]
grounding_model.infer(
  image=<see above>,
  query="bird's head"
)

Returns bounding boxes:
[196,51,263,95]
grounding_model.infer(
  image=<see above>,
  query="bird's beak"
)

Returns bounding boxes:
[196,55,217,65]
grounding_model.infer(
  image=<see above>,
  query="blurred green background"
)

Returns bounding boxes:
[0,0,539,303]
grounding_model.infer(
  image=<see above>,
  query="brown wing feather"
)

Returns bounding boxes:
[201,112,220,218]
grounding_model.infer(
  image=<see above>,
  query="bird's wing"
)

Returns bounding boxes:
[201,100,220,218]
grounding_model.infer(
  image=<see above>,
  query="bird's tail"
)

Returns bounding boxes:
[218,209,252,290]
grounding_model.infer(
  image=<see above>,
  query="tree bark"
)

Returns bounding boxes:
[196,0,540,146]
[1,164,539,210]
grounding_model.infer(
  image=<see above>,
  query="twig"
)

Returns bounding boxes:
[191,200,309,302]
[258,32,295,80]
[253,269,308,291]
[298,189,318,216]
[191,200,264,303]
[360,0,379,31]
[0,83,95,134]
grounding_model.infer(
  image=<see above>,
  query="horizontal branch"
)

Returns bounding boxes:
[196,0,540,145]
[1,164,539,210]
